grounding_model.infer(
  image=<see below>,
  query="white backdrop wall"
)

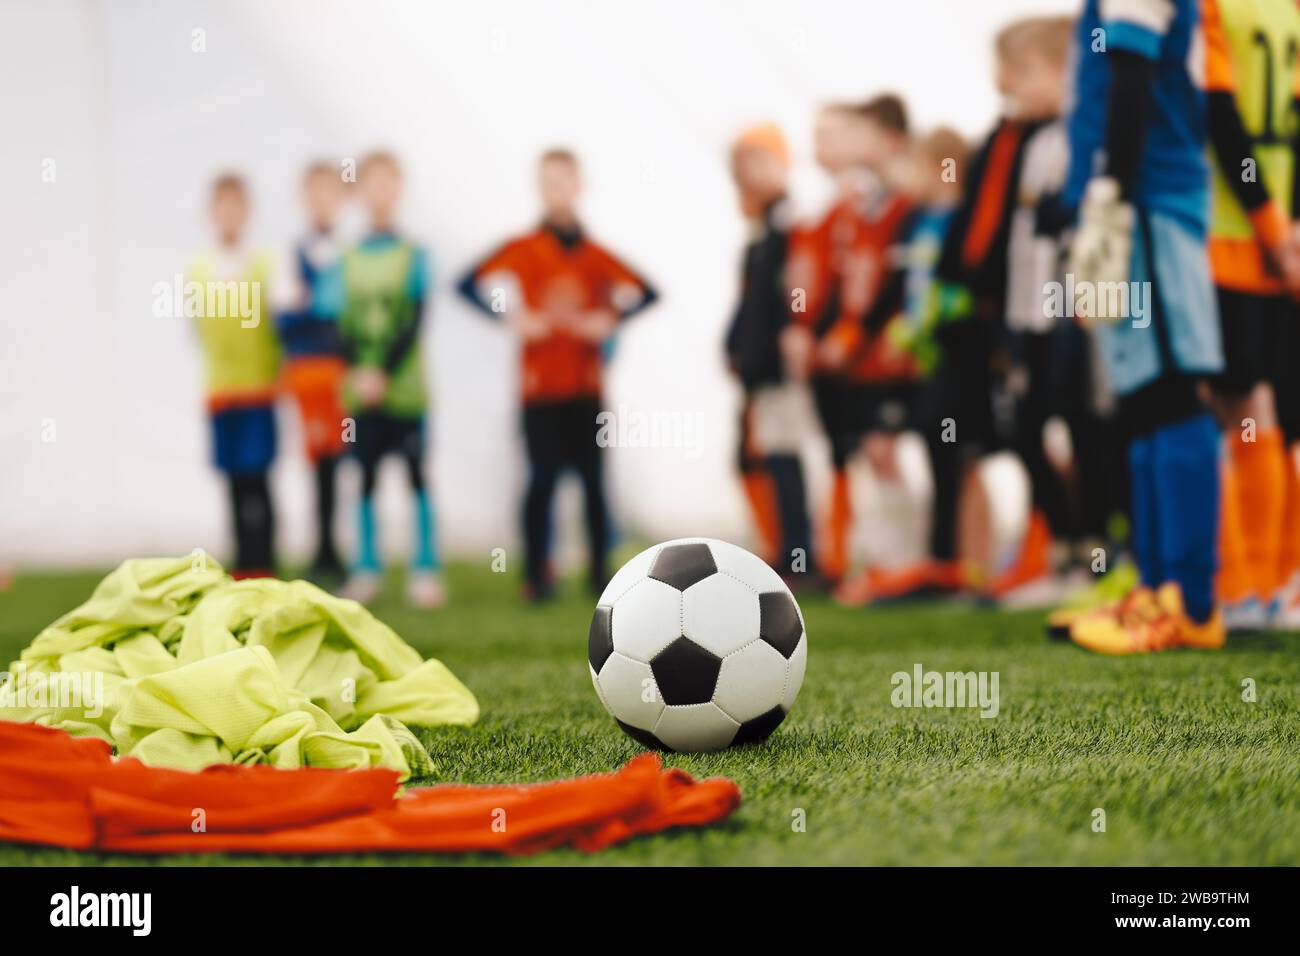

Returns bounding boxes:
[0,0,1075,567]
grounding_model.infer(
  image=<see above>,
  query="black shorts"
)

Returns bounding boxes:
[1214,288,1288,398]
[351,411,425,468]
[916,320,998,457]
[1275,301,1300,443]
[523,397,602,468]
[812,378,916,468]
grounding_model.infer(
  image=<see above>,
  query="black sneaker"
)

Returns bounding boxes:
[307,552,347,586]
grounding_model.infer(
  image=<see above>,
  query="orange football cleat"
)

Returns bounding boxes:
[1069,583,1224,655]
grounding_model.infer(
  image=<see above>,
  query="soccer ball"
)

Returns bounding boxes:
[588,538,807,752]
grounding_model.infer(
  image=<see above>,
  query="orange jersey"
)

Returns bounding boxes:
[787,186,915,383]
[458,225,657,403]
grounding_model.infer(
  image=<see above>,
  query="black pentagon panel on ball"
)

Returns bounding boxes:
[648,542,717,592]
[588,605,614,673]
[732,705,787,746]
[650,637,722,705]
[758,591,803,658]
[616,719,670,752]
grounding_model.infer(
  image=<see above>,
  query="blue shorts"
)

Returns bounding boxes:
[1095,210,1224,396]
[211,404,277,475]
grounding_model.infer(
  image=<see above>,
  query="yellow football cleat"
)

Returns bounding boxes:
[1046,604,1088,641]
[1177,606,1226,651]
[1156,583,1226,650]
[1069,583,1224,655]
[1069,585,1174,655]
[1045,561,1141,640]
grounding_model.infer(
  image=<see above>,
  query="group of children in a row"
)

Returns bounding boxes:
[195,0,1300,652]
[192,150,656,607]
[726,2,1300,654]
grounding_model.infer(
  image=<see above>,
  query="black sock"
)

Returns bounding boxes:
[229,473,274,572]
[314,455,340,565]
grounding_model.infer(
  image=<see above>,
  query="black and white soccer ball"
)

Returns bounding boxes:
[588,538,807,752]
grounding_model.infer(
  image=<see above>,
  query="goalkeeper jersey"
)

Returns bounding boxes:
[1065,0,1209,233]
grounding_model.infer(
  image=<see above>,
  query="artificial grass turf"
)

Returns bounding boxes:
[1,559,1297,866]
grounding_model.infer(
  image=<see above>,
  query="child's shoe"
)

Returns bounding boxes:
[1222,595,1269,634]
[1044,560,1139,639]
[998,568,1086,611]
[307,550,346,586]
[341,570,383,604]
[1178,605,1227,650]
[1069,583,1224,654]
[833,559,963,606]
[1068,585,1171,654]
[231,568,276,581]
[407,569,446,609]
[1270,573,1300,631]
[521,580,555,604]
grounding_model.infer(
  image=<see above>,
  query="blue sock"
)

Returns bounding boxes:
[412,488,439,571]
[1127,434,1161,589]
[1150,413,1220,623]
[355,497,380,573]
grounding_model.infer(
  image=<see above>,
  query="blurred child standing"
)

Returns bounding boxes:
[997,15,1113,600]
[1061,0,1227,653]
[926,18,1081,598]
[785,96,914,585]
[1201,0,1300,631]
[892,130,970,382]
[457,149,658,601]
[837,127,970,603]
[724,123,817,584]
[337,152,442,608]
[189,174,280,579]
[276,162,348,582]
